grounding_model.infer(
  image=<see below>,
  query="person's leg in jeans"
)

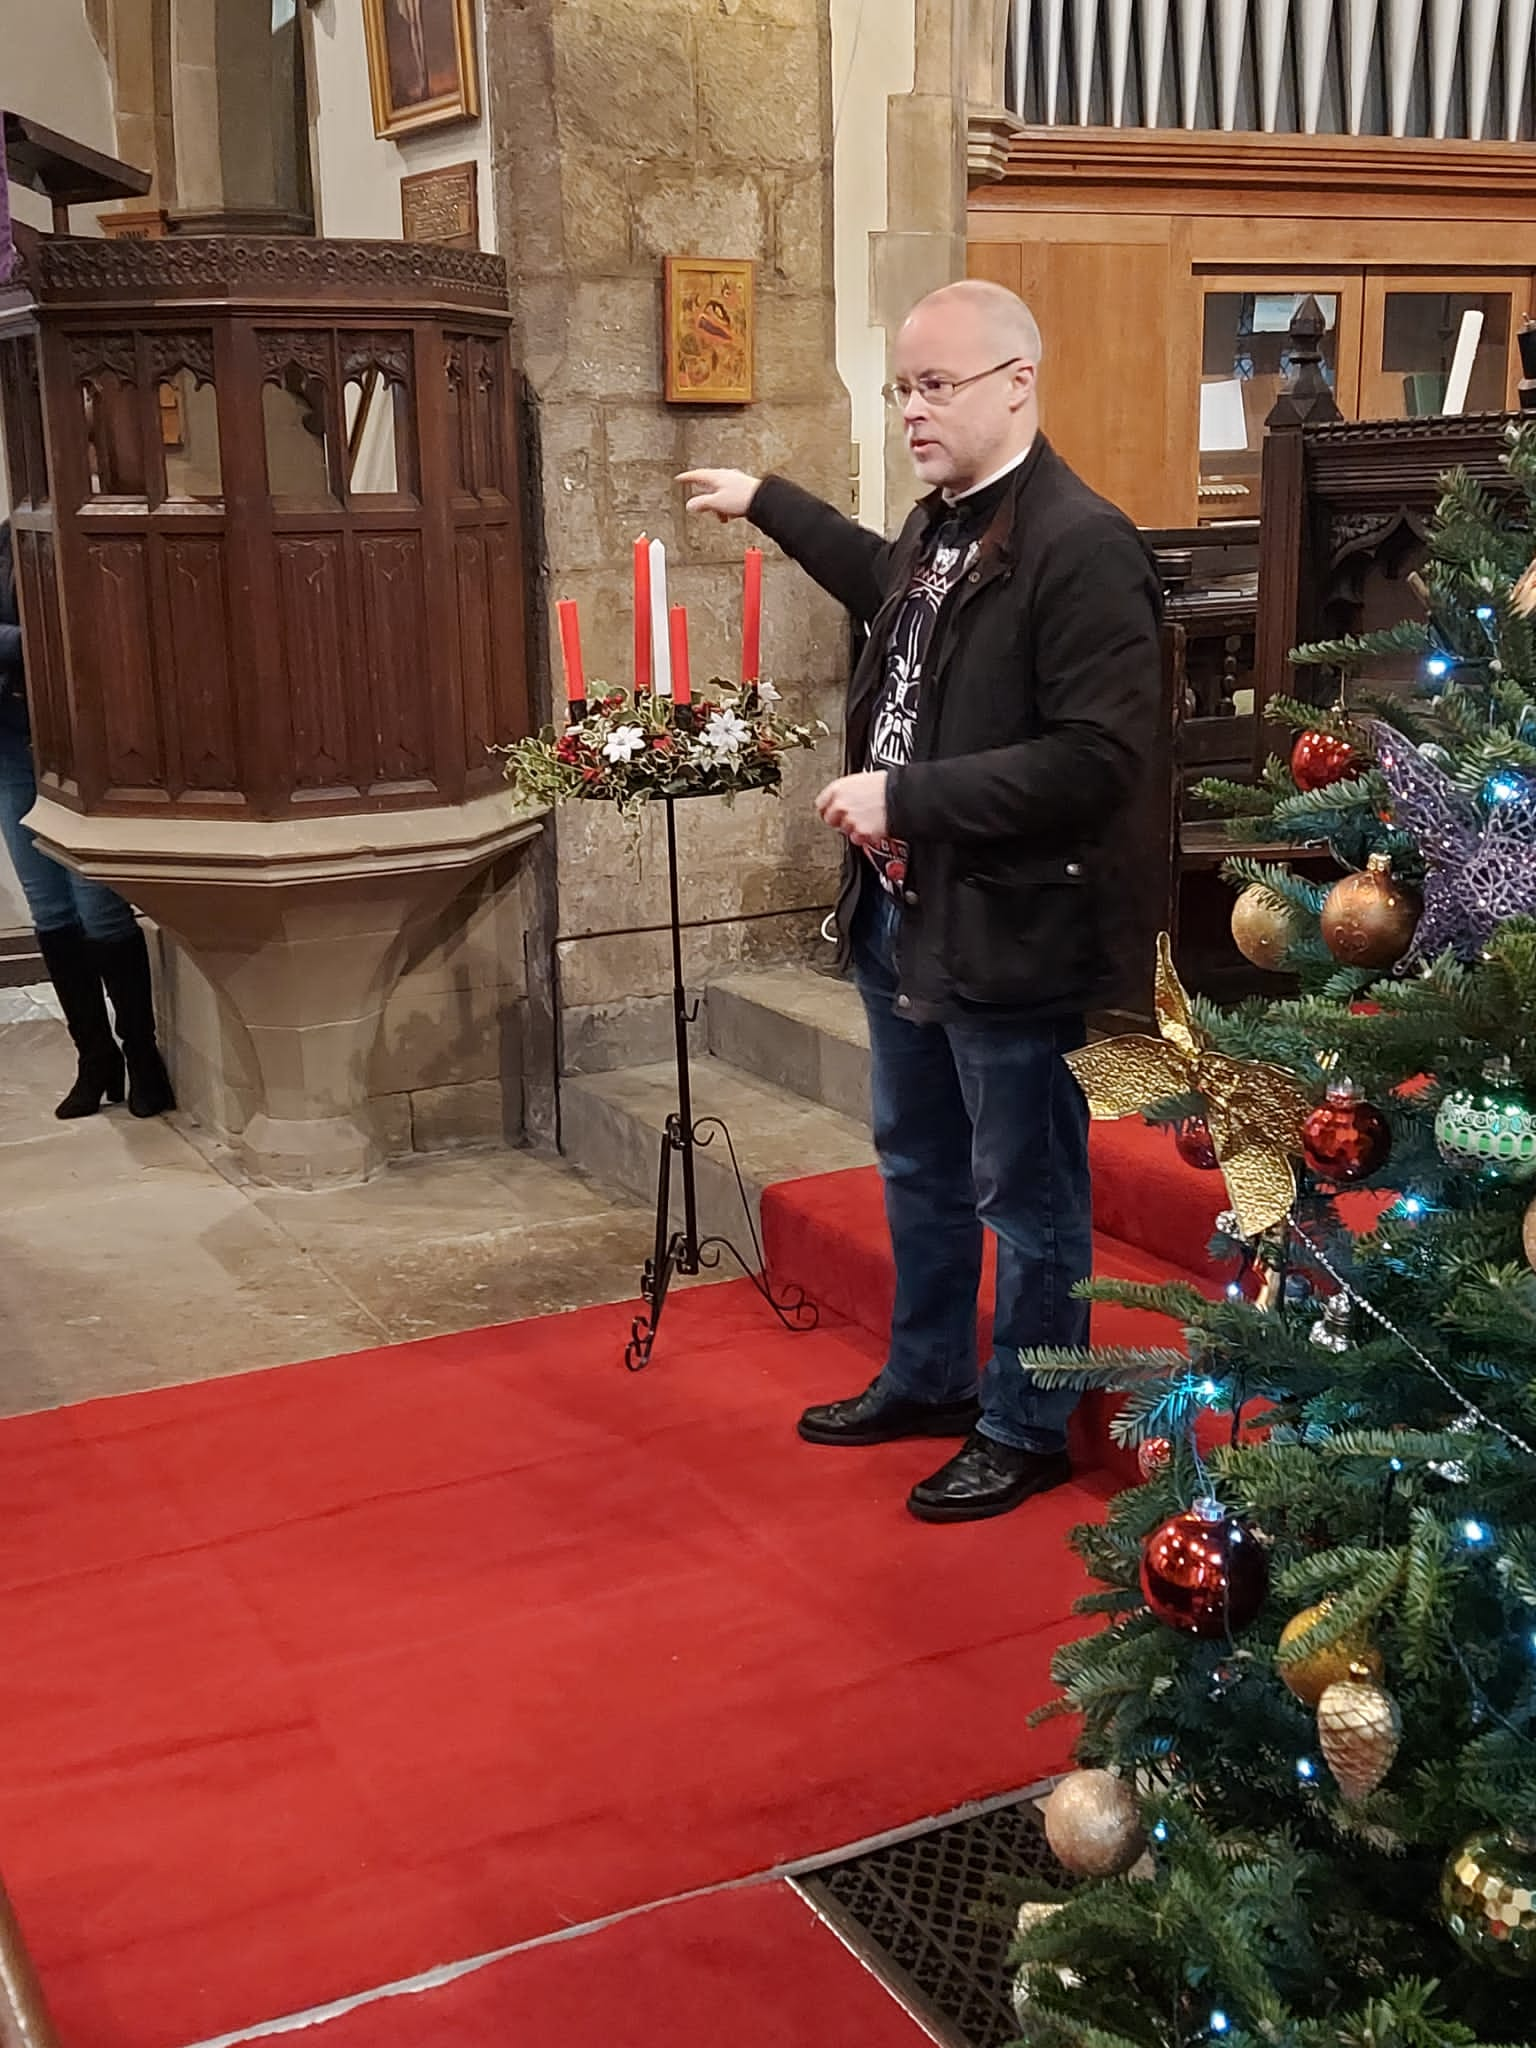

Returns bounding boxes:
[0,723,125,1117]
[950,1015,1091,1452]
[797,881,983,1444]
[906,1013,1091,1520]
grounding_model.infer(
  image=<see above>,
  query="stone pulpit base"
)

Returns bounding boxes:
[27,794,542,1187]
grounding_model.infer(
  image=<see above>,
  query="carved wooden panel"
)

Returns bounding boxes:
[146,330,216,387]
[161,539,238,791]
[485,522,529,744]
[276,536,354,790]
[0,334,49,509]
[454,530,493,767]
[357,534,431,787]
[83,538,164,791]
[14,526,71,784]
[1,237,531,819]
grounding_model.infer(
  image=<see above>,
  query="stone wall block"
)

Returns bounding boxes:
[410,1078,514,1150]
[605,407,686,466]
[554,4,697,160]
[886,93,969,237]
[554,279,664,401]
[752,290,840,401]
[561,153,635,273]
[770,170,831,289]
[697,22,824,166]
[632,171,767,264]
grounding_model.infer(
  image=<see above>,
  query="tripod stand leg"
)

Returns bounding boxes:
[626,1116,683,1370]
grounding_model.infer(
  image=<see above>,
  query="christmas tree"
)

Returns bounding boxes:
[1006,423,1536,2048]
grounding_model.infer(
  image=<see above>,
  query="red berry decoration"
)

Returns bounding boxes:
[1291,729,1358,792]
[1140,1499,1270,1637]
[1138,1436,1173,1480]
[1174,1116,1219,1170]
[1303,1078,1391,1183]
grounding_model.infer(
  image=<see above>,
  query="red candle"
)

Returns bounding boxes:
[633,535,651,693]
[668,605,691,707]
[742,546,762,684]
[556,599,585,706]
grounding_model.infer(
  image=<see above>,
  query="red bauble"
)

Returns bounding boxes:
[1140,1499,1270,1637]
[1291,729,1358,792]
[1302,1080,1391,1183]
[1174,1116,1219,1170]
[1138,1436,1172,1480]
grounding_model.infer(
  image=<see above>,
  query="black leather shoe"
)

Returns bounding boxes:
[798,1376,981,1447]
[907,1432,1071,1523]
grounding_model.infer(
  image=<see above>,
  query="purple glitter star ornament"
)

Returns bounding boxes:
[1372,721,1536,962]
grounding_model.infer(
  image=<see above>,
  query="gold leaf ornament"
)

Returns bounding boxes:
[1066,935,1309,1239]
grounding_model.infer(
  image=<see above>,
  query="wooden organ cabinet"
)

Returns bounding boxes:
[967,130,1536,531]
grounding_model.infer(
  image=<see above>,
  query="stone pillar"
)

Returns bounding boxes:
[98,0,178,211]
[870,0,970,526]
[484,0,853,1079]
[167,0,310,233]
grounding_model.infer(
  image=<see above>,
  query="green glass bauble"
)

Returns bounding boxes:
[1433,1084,1536,1182]
[1440,1828,1536,1976]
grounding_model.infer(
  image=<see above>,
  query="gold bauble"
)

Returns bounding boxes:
[1523,1191,1536,1273]
[1231,884,1296,971]
[1320,854,1422,970]
[1277,1603,1384,1707]
[1041,1769,1146,1877]
[1317,1674,1401,1802]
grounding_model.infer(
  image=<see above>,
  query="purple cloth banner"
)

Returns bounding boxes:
[0,123,12,284]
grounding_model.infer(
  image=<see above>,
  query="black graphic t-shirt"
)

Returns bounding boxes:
[864,466,1017,895]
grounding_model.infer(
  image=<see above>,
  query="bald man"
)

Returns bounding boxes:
[680,283,1161,1524]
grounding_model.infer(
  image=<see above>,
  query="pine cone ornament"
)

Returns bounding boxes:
[1317,1672,1401,1801]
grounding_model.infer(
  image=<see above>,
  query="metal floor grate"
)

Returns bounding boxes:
[796,1793,1060,2047]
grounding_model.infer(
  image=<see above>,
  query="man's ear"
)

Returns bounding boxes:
[1008,363,1037,412]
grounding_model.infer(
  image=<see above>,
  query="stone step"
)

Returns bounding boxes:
[559,1054,874,1250]
[704,965,871,1122]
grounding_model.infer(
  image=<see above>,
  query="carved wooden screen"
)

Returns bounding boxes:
[0,237,530,822]
[1255,412,1513,722]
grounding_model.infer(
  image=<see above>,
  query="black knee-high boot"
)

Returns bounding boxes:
[93,926,176,1119]
[34,924,127,1119]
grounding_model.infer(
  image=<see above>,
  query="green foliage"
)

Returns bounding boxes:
[1009,426,1536,2048]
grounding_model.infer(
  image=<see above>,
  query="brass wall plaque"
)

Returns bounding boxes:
[400,161,478,250]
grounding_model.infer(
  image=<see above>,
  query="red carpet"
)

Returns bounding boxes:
[297,1882,931,2046]
[0,1281,1101,2048]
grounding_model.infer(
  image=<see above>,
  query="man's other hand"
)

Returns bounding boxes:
[678,468,762,521]
[816,771,889,848]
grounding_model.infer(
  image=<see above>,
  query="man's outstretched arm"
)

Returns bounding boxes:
[680,468,892,625]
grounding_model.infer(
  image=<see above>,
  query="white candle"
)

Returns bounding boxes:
[649,538,672,696]
[1442,309,1485,416]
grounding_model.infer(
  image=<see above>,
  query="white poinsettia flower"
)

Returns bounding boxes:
[699,709,753,757]
[602,724,647,763]
[756,679,781,705]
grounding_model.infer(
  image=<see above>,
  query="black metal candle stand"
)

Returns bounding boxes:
[623,792,819,1371]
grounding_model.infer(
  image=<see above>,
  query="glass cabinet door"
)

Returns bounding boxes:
[1196,279,1363,520]
[1360,277,1531,420]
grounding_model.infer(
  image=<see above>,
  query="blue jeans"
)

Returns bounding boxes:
[0,722,139,940]
[853,882,1091,1454]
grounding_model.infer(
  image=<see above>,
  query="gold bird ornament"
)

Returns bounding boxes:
[1066,935,1310,1240]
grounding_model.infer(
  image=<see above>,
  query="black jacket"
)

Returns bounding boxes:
[0,522,28,738]
[748,438,1163,1021]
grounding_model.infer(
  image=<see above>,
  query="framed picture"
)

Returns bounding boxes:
[663,257,754,406]
[363,0,480,141]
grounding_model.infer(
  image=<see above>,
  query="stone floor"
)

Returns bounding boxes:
[0,988,689,1419]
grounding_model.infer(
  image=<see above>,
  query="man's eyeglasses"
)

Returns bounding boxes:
[881,358,1025,410]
